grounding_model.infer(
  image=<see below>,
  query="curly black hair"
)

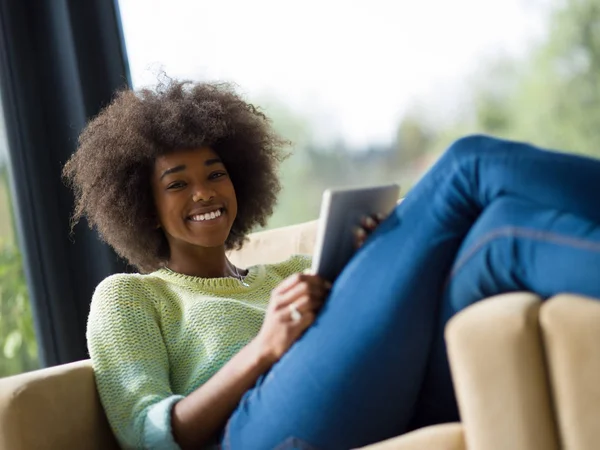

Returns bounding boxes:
[63,80,289,273]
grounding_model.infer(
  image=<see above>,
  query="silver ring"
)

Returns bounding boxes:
[289,304,302,323]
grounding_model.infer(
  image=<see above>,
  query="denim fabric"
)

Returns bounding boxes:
[223,135,600,449]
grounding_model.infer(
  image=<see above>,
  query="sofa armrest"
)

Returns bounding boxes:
[540,294,600,450]
[0,359,119,450]
[445,293,559,450]
[358,423,465,450]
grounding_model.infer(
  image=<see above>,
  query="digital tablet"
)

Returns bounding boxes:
[311,184,400,281]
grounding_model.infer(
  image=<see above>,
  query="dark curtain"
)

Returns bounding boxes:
[0,0,131,366]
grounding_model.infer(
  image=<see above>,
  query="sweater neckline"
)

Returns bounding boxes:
[152,264,265,293]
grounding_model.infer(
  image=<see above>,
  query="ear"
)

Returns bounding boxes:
[153,213,161,229]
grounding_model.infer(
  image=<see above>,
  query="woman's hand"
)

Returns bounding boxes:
[354,213,387,249]
[252,273,331,365]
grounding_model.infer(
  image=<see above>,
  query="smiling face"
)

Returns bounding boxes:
[151,147,237,260]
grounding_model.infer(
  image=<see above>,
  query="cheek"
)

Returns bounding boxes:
[154,197,179,228]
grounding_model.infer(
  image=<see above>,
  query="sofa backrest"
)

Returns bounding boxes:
[228,219,319,268]
[229,199,404,268]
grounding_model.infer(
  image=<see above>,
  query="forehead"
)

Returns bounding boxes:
[153,147,221,173]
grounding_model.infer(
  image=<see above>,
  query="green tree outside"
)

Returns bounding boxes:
[0,166,39,377]
[467,0,600,159]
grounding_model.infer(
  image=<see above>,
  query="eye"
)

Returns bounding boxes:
[166,181,187,190]
[209,171,228,180]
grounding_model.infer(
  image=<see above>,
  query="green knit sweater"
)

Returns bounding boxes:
[87,254,311,450]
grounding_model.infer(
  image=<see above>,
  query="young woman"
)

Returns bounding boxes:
[63,81,600,450]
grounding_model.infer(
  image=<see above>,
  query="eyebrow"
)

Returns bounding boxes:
[160,158,224,180]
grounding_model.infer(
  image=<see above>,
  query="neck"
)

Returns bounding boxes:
[166,245,236,278]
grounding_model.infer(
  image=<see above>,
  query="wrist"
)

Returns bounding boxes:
[246,337,277,372]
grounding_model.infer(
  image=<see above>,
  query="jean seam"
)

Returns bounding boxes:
[448,225,600,283]
[273,436,321,450]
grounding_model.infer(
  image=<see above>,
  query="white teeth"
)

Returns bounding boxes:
[190,209,222,222]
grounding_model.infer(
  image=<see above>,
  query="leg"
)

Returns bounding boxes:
[401,135,600,225]
[224,136,600,449]
[410,196,600,428]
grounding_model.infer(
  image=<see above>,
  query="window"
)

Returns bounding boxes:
[0,98,39,376]
[117,0,599,228]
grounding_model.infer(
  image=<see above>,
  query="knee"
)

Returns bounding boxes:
[445,134,498,161]
[446,229,519,312]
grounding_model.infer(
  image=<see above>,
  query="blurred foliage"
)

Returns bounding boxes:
[266,0,600,230]
[0,166,39,377]
[0,240,39,377]
[470,0,600,158]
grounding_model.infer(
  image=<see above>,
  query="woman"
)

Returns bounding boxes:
[63,80,600,450]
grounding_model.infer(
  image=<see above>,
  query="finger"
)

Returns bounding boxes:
[354,226,367,240]
[275,282,328,309]
[272,273,307,296]
[361,215,378,230]
[291,294,325,314]
[376,212,387,223]
[366,215,378,228]
[354,226,367,249]
[274,273,330,296]
[295,310,316,332]
[287,301,317,328]
[289,273,331,293]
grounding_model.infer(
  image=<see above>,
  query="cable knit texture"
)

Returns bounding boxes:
[87,254,311,450]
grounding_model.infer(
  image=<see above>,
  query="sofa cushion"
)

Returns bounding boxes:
[540,294,600,450]
[445,292,559,450]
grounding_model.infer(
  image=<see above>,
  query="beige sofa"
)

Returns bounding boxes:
[1,219,599,450]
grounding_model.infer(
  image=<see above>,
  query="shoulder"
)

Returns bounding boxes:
[88,273,171,342]
[94,272,167,296]
[91,273,168,315]
[261,254,312,279]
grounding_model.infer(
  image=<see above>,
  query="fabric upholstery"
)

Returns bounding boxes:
[228,219,319,267]
[445,292,560,450]
[0,360,119,450]
[359,423,465,450]
[540,294,600,450]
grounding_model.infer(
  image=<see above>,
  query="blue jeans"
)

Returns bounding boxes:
[222,135,600,449]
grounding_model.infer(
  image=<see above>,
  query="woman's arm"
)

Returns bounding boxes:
[171,273,331,449]
[171,338,271,448]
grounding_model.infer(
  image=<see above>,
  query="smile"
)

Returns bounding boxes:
[188,208,223,222]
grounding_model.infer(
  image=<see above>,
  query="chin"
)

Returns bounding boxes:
[192,235,230,249]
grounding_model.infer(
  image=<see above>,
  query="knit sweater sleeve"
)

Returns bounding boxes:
[87,274,184,450]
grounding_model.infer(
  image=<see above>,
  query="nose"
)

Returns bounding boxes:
[192,182,216,203]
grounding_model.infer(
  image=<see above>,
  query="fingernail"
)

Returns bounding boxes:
[376,213,386,221]
[354,227,366,237]
[366,217,377,227]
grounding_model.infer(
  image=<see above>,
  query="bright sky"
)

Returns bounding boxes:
[119,0,547,149]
